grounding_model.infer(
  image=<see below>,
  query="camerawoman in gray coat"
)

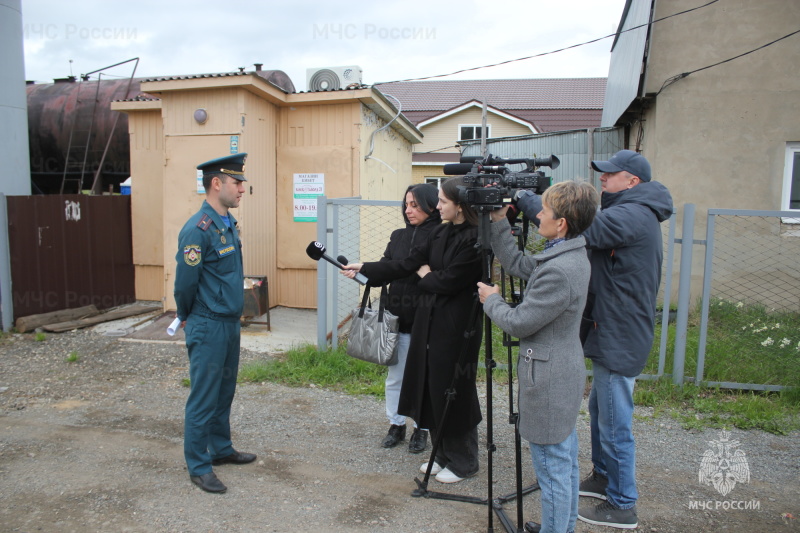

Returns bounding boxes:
[478,180,598,533]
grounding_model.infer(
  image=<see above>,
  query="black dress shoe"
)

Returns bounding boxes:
[381,424,406,448]
[523,521,541,533]
[211,450,257,465]
[408,428,428,453]
[190,471,227,493]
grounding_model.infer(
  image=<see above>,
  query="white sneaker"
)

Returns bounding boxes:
[435,467,465,483]
[419,461,443,475]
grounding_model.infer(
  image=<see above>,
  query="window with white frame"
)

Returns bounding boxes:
[781,142,800,225]
[458,124,491,141]
[783,142,800,211]
[425,177,444,189]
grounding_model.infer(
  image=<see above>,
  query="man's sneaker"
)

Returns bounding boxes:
[579,469,608,500]
[578,501,638,529]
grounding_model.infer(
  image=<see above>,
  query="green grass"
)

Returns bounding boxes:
[238,344,387,396]
[238,297,800,435]
[34,332,46,342]
[635,298,800,434]
[64,351,80,363]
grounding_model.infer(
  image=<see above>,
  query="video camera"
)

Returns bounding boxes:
[443,154,559,211]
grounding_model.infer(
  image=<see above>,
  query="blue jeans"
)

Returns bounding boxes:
[588,361,638,509]
[386,332,416,427]
[529,428,579,533]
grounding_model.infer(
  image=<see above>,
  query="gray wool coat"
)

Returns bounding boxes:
[483,218,590,445]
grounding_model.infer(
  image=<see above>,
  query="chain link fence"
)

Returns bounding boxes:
[705,211,800,312]
[691,209,800,390]
[316,200,799,391]
[315,198,403,348]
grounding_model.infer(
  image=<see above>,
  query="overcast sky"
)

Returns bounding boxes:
[21,0,626,90]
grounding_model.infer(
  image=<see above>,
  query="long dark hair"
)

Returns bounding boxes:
[440,176,479,226]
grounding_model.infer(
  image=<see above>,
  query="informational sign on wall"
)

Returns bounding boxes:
[293,173,325,222]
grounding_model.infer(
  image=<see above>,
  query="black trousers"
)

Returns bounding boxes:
[430,425,479,478]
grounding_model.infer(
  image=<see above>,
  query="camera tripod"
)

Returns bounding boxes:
[411,211,540,533]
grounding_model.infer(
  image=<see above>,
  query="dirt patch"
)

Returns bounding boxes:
[0,328,797,532]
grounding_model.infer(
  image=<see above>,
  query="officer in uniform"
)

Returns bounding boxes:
[175,153,256,494]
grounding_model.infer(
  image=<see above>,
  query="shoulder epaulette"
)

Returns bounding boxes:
[196,214,213,231]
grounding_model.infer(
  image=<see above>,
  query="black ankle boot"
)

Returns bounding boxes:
[381,424,406,448]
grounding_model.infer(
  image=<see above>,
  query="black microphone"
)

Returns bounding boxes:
[305,242,368,285]
[443,163,477,175]
[336,255,349,265]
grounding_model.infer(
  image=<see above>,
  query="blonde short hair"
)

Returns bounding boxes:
[541,181,599,238]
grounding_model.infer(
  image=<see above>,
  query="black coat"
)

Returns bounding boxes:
[378,215,441,333]
[360,222,483,435]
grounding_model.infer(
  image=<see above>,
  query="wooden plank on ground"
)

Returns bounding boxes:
[42,303,162,333]
[16,305,100,333]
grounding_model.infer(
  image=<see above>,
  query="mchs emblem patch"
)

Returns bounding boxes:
[184,245,202,266]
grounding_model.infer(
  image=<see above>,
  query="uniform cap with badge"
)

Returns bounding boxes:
[197,153,248,181]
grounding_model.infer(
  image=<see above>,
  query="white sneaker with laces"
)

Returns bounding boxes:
[419,461,443,475]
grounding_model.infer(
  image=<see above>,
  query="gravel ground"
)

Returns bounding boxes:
[0,312,798,533]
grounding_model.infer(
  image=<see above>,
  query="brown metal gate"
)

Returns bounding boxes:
[7,195,135,319]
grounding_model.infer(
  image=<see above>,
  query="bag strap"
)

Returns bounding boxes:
[377,284,390,322]
[358,286,372,318]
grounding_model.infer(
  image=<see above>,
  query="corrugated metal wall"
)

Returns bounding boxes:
[7,195,135,318]
[460,127,625,187]
[601,0,652,127]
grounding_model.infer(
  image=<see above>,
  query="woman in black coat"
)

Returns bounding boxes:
[343,177,483,483]
[378,183,441,453]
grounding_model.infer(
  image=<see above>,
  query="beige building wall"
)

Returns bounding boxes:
[642,0,800,220]
[360,106,414,201]
[116,75,421,311]
[276,102,362,308]
[123,104,165,302]
[417,108,534,155]
[630,0,800,303]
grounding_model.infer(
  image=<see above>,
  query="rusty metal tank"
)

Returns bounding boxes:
[26,77,142,194]
[25,67,296,194]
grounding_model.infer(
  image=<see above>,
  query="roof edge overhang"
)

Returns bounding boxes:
[417,100,537,133]
[115,73,422,143]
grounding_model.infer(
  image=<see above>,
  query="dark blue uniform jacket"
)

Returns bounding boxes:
[174,200,244,321]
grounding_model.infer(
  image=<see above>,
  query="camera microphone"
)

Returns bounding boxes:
[305,242,368,285]
[443,163,476,176]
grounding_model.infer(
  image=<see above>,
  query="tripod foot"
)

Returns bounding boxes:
[411,476,429,498]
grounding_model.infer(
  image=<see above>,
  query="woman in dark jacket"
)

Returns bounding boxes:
[343,176,483,483]
[378,184,441,453]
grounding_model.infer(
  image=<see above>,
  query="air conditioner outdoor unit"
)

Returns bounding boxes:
[306,66,363,91]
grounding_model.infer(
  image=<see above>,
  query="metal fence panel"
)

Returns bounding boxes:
[315,200,798,393]
[316,197,403,348]
[692,209,800,391]
[6,194,135,319]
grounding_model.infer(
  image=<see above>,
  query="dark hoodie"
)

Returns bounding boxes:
[582,181,674,377]
[378,184,441,332]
